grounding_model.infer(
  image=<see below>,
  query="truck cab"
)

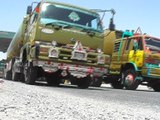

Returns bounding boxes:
[106,30,160,91]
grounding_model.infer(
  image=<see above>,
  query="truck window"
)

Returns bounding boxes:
[125,39,131,50]
[145,37,160,52]
[132,38,143,51]
[40,3,103,31]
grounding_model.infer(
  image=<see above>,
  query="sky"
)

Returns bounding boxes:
[0,0,160,59]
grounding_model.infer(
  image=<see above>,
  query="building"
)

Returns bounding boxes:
[0,31,15,53]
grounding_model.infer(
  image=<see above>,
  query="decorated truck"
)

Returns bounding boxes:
[103,28,160,91]
[4,0,110,88]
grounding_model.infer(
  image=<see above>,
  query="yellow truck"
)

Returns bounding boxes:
[104,28,160,91]
[4,0,110,88]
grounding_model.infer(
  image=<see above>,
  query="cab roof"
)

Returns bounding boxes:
[40,0,99,16]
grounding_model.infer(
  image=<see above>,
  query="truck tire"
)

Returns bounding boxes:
[77,75,91,89]
[5,71,12,80]
[20,74,25,82]
[123,69,139,90]
[24,63,37,85]
[111,78,124,89]
[46,73,61,86]
[12,59,21,81]
[90,77,102,87]
[152,82,160,92]
[12,71,21,81]
[70,80,77,85]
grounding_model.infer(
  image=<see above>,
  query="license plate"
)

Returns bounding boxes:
[72,52,86,60]
[74,52,85,59]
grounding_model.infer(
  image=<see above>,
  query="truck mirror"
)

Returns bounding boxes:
[27,6,32,14]
[109,18,115,31]
[133,40,138,51]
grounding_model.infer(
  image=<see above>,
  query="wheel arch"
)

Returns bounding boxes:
[121,62,138,73]
[20,46,28,63]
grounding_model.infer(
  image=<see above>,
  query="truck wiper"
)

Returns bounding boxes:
[45,21,71,29]
[82,27,101,33]
[81,28,98,36]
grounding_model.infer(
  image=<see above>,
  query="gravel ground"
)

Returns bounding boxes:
[0,79,160,120]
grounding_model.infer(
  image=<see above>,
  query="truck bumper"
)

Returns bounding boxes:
[32,60,108,78]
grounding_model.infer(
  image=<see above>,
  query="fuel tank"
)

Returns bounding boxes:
[6,16,27,61]
[103,29,123,55]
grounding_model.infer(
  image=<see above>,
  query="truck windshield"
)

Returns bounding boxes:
[145,37,160,52]
[40,3,103,31]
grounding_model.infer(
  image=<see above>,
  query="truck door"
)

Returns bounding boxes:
[121,38,132,63]
[128,38,144,67]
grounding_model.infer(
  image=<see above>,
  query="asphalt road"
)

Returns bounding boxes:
[54,83,160,113]
[46,83,158,106]
[0,79,160,120]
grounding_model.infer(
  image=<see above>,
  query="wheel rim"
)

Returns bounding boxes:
[125,74,134,86]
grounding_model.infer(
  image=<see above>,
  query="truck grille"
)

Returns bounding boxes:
[38,46,98,64]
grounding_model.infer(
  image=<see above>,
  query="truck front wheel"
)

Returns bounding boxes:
[5,71,12,80]
[45,72,61,86]
[77,75,91,89]
[111,78,124,89]
[123,69,139,90]
[152,82,160,92]
[12,71,21,81]
[24,63,37,85]
[90,77,102,87]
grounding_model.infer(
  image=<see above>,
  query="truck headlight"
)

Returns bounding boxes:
[51,40,57,47]
[97,48,102,53]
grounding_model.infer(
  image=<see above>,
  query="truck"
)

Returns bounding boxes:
[103,28,160,91]
[4,0,110,88]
